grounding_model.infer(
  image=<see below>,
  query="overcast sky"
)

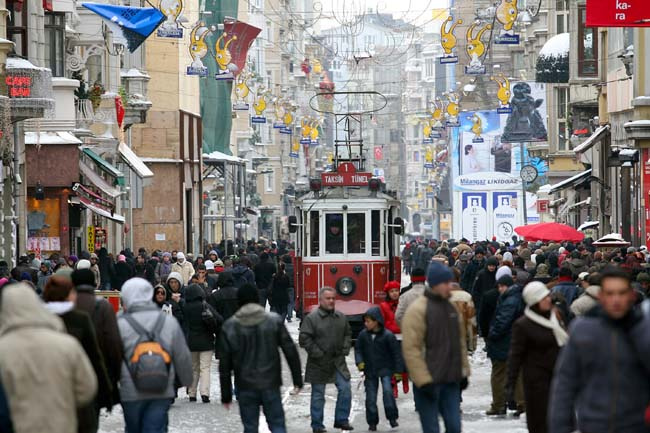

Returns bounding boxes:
[316,0,450,29]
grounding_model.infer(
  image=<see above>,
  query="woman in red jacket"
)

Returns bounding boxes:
[379,281,401,335]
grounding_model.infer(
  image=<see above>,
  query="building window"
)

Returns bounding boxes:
[44,13,65,77]
[555,0,569,34]
[578,6,598,76]
[7,0,28,57]
[425,58,434,78]
[265,171,274,192]
[413,150,420,162]
[513,51,525,73]
[557,87,570,151]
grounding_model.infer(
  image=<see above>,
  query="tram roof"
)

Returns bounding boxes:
[296,187,399,208]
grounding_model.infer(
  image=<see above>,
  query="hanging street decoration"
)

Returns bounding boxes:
[470,113,484,143]
[82,3,165,53]
[423,120,433,144]
[187,21,212,76]
[214,20,261,80]
[374,146,383,161]
[424,146,435,168]
[289,138,300,158]
[233,70,252,110]
[252,86,269,123]
[272,97,286,129]
[494,0,519,44]
[300,118,312,144]
[157,0,184,38]
[445,92,461,127]
[440,16,462,64]
[491,73,512,113]
[465,21,492,75]
[430,97,446,132]
[309,118,320,145]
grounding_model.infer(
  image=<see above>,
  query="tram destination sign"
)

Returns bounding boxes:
[321,162,373,187]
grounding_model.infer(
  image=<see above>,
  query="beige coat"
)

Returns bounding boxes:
[171,260,195,285]
[401,291,470,387]
[450,289,477,352]
[0,283,97,433]
[394,282,426,327]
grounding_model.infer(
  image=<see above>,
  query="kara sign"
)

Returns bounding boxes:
[586,0,649,27]
[321,163,372,187]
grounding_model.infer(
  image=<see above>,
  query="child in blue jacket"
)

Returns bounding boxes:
[355,306,405,431]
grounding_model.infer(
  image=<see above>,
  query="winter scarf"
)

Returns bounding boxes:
[524,306,568,347]
[159,261,172,276]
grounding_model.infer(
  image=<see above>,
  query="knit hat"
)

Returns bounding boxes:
[117,255,126,262]
[176,252,185,261]
[214,259,224,267]
[205,260,215,270]
[627,246,637,254]
[519,248,532,261]
[496,275,514,288]
[384,281,400,292]
[523,281,550,307]
[20,272,31,281]
[90,253,98,260]
[426,261,454,287]
[502,251,513,263]
[495,266,513,281]
[71,269,96,291]
[578,272,590,281]
[486,257,498,267]
[536,263,550,277]
[76,259,91,270]
[237,283,259,307]
[209,250,218,257]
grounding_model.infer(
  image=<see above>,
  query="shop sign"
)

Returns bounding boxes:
[6,75,32,97]
[586,0,649,27]
[321,162,372,187]
[87,226,95,253]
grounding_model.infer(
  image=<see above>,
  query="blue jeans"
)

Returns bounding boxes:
[310,370,351,430]
[122,399,171,433]
[287,287,295,319]
[413,383,461,433]
[238,388,286,433]
[365,375,398,426]
[101,281,111,290]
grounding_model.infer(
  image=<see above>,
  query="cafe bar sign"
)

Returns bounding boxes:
[6,75,32,97]
[586,0,650,27]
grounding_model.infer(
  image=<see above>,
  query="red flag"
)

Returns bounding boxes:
[115,95,125,128]
[222,20,261,76]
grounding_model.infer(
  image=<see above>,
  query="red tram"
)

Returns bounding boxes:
[289,93,404,332]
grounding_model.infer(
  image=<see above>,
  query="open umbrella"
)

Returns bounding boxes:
[514,222,584,243]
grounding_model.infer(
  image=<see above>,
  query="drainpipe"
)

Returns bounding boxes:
[12,121,19,265]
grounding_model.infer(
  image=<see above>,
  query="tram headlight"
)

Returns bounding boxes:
[336,277,356,296]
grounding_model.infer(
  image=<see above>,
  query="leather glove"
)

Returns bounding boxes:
[393,373,403,383]
[460,377,469,391]
[357,362,365,372]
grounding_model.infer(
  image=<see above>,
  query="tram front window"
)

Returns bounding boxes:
[325,213,344,254]
[347,213,365,254]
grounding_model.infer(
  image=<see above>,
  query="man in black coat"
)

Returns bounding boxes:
[479,275,510,339]
[207,272,239,322]
[472,256,498,319]
[72,269,122,412]
[461,247,485,292]
[218,283,303,433]
[133,255,156,286]
[253,253,276,308]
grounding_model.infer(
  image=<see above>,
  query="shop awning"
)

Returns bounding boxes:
[573,125,610,154]
[118,142,154,179]
[79,160,123,198]
[203,150,246,164]
[549,169,592,194]
[78,196,125,223]
[82,148,125,181]
[578,221,599,231]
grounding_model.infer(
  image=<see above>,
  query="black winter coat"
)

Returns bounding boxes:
[254,260,276,291]
[181,284,222,352]
[478,288,499,338]
[218,304,303,403]
[354,307,404,377]
[487,284,524,361]
[113,262,134,291]
[472,267,496,317]
[269,273,290,307]
[165,285,185,327]
[75,289,122,409]
[97,250,114,286]
[461,257,485,291]
[60,309,112,433]
[507,314,561,433]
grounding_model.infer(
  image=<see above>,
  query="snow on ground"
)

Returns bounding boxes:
[99,272,528,432]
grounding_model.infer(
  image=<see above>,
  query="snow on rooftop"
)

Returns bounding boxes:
[539,32,569,58]
[120,68,150,79]
[7,57,49,71]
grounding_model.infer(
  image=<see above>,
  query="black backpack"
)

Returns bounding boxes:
[123,313,171,393]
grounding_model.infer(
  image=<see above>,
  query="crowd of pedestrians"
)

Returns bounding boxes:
[1,235,650,433]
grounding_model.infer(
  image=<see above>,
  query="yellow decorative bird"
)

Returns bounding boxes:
[253,92,267,116]
[466,22,492,63]
[159,0,183,24]
[446,93,460,118]
[441,16,463,55]
[496,0,518,32]
[310,119,320,140]
[215,32,237,72]
[188,22,209,66]
[471,113,482,138]
[491,73,511,108]
[301,118,312,138]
